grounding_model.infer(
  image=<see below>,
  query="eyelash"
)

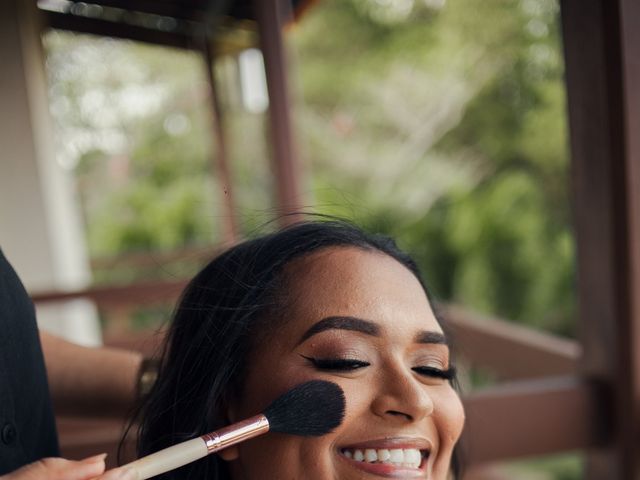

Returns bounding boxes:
[302,356,369,371]
[302,355,456,381]
[412,365,457,381]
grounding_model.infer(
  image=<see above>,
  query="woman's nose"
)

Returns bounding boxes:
[371,367,434,422]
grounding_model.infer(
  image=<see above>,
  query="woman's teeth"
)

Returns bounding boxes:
[341,448,423,468]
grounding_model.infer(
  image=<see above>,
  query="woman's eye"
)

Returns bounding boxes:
[301,355,370,371]
[413,365,456,381]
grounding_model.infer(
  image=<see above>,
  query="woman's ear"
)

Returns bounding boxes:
[218,400,240,461]
[218,445,240,461]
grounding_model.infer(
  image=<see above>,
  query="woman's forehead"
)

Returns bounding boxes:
[278,247,442,338]
[284,246,411,283]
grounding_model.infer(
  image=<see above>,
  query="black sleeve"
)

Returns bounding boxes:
[0,249,59,474]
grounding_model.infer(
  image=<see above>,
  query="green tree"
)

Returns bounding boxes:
[291,0,575,336]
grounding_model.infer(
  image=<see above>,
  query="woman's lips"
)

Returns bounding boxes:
[337,438,431,478]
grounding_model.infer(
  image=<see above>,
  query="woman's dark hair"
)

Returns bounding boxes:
[129,220,462,478]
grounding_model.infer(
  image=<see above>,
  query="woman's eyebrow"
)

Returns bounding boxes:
[298,316,380,344]
[415,331,448,345]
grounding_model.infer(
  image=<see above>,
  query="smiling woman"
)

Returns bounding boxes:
[131,221,464,479]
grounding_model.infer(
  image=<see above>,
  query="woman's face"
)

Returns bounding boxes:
[221,247,464,479]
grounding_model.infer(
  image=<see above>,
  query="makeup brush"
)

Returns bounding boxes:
[123,380,345,480]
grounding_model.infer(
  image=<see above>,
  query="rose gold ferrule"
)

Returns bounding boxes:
[201,414,270,454]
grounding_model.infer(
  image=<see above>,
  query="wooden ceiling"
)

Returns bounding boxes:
[37,0,311,52]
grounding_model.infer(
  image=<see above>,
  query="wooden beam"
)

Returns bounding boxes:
[619,0,640,404]
[443,305,579,380]
[462,376,606,466]
[30,279,188,307]
[65,0,209,22]
[202,40,240,243]
[89,245,220,270]
[44,10,195,50]
[561,0,640,477]
[254,0,304,225]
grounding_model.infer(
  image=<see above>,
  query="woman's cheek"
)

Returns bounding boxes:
[421,387,462,480]
[241,363,317,414]
[438,387,465,438]
[433,386,465,468]
[333,377,373,423]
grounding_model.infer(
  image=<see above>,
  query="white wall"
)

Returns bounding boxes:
[0,0,101,346]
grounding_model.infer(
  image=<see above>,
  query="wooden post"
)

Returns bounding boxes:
[561,0,640,477]
[254,0,304,225]
[202,39,239,244]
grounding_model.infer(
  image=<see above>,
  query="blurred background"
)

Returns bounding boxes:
[1,0,604,478]
[43,0,575,339]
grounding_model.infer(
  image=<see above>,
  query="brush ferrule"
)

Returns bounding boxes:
[201,414,270,453]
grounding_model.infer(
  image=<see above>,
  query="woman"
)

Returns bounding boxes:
[134,220,465,479]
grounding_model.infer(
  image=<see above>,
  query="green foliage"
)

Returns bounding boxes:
[399,172,575,336]
[506,452,583,479]
[291,0,575,337]
[45,33,220,260]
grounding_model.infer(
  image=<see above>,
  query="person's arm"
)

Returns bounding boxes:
[40,331,144,417]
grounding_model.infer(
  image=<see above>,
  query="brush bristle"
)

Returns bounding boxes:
[263,380,345,436]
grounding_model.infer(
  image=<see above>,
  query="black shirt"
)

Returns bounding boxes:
[0,250,59,474]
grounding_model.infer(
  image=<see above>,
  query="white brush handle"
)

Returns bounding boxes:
[125,437,208,480]
[121,415,269,479]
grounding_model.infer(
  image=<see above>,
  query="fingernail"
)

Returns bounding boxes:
[85,453,108,463]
